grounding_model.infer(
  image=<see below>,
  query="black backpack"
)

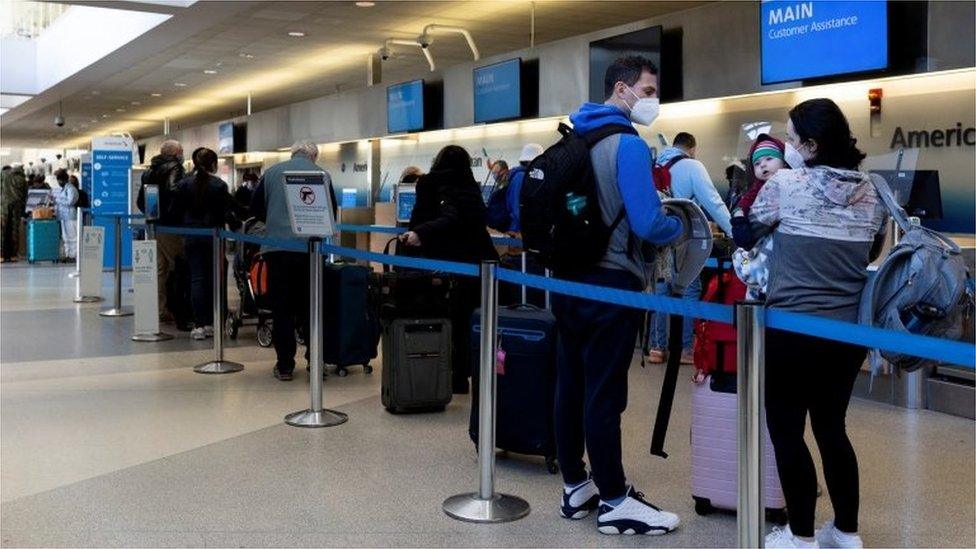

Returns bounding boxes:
[519,122,637,274]
[76,188,90,208]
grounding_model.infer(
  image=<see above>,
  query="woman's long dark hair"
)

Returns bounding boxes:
[430,145,477,191]
[191,148,218,213]
[789,98,866,170]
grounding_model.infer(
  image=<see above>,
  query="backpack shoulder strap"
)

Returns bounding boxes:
[868,173,911,232]
[580,124,638,148]
[664,154,688,170]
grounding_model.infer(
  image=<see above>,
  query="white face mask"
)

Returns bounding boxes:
[784,142,806,169]
[625,87,660,126]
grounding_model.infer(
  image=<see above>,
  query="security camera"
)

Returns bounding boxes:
[379,46,391,61]
[418,34,431,49]
[54,115,65,127]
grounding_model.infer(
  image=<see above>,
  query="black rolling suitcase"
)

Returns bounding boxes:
[382,318,453,413]
[469,304,559,473]
[322,261,381,377]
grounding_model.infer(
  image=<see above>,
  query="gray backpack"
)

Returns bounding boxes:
[859,174,974,372]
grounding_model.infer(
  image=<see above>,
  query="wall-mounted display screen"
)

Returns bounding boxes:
[589,26,662,103]
[474,58,522,124]
[218,122,234,155]
[761,1,888,84]
[387,79,425,134]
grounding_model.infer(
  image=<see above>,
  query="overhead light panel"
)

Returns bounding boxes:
[150,93,162,97]
[288,31,306,37]
[355,1,375,6]
[204,69,218,74]
[174,82,188,87]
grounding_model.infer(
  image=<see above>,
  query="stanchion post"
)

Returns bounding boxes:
[544,268,551,309]
[132,222,174,342]
[443,261,530,523]
[99,215,132,317]
[736,301,765,548]
[194,228,243,373]
[285,237,348,427]
[520,251,527,304]
[68,208,83,278]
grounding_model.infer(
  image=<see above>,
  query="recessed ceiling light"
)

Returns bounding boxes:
[116,108,126,112]
[131,101,141,105]
[355,1,375,6]
[150,93,162,97]
[204,69,218,74]
[90,90,100,95]
[174,82,188,87]
[102,114,111,118]
[238,52,254,59]
[287,31,306,37]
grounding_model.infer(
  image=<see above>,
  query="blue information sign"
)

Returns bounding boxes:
[91,136,134,268]
[761,1,888,84]
[474,58,521,124]
[80,161,92,200]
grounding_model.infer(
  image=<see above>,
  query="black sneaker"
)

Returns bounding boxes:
[561,476,600,520]
[273,366,294,381]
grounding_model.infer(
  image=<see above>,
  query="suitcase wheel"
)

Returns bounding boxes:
[337,367,348,378]
[363,364,373,374]
[226,316,239,340]
[766,508,788,526]
[257,323,273,348]
[545,455,559,475]
[693,496,715,516]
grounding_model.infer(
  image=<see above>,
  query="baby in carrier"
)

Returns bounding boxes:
[731,134,790,300]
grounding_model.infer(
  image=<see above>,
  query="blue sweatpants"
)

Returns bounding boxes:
[552,267,642,501]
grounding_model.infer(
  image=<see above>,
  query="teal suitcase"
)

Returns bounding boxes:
[27,219,60,263]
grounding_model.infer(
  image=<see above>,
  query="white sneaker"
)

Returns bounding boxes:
[203,325,214,338]
[191,327,207,340]
[766,525,820,548]
[816,521,863,548]
[596,486,679,535]
[560,476,600,519]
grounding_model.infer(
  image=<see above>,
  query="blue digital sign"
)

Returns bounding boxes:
[387,80,424,134]
[761,1,887,84]
[474,58,521,124]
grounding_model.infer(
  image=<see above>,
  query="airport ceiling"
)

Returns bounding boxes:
[1,0,709,148]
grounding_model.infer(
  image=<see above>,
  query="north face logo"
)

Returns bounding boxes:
[530,168,544,180]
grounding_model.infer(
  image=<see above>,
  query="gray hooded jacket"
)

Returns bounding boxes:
[749,166,888,322]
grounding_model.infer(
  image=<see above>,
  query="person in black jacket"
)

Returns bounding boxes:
[136,140,186,323]
[174,147,244,341]
[401,145,498,393]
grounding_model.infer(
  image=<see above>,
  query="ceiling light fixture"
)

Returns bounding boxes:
[355,1,375,6]
[204,69,218,74]
[174,82,188,87]
[102,114,111,118]
[287,31,306,37]
[131,101,141,105]
[238,52,254,59]
[116,108,126,112]
[150,93,162,97]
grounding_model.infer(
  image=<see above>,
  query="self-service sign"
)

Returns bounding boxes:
[91,136,133,215]
[283,171,336,237]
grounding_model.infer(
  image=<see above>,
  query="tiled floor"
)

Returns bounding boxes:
[1,264,974,547]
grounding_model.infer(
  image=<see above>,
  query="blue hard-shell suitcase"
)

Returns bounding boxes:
[469,304,559,473]
[27,219,60,263]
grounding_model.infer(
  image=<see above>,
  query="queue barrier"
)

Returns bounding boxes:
[89,220,975,546]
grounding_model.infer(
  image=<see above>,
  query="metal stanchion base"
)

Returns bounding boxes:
[442,493,531,523]
[99,307,133,317]
[74,296,103,303]
[132,332,174,342]
[193,360,244,374]
[68,271,80,279]
[284,409,348,428]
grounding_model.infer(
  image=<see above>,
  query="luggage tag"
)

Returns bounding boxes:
[495,336,506,375]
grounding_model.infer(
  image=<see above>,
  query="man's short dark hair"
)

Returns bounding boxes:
[673,132,696,149]
[604,55,659,99]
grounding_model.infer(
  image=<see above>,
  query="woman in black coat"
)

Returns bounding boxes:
[401,145,498,393]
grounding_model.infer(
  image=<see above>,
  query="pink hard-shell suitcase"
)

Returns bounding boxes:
[691,374,788,525]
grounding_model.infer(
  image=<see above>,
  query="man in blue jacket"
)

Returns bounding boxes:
[554,56,683,536]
